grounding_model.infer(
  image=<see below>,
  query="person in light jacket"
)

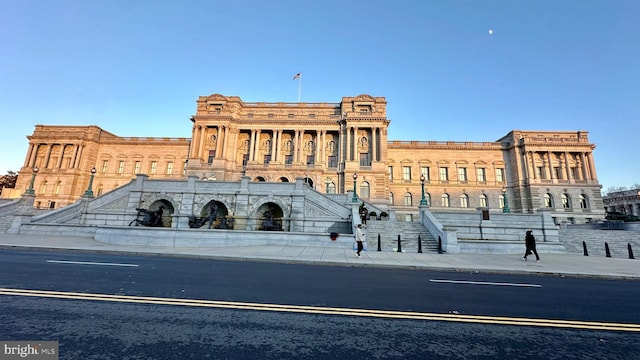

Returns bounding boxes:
[355,224,365,257]
[522,229,540,262]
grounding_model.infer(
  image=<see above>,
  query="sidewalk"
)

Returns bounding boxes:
[0,233,638,279]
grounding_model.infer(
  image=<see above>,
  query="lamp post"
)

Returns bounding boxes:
[502,186,510,213]
[352,172,358,202]
[83,167,97,198]
[325,178,331,194]
[419,174,427,206]
[24,167,39,195]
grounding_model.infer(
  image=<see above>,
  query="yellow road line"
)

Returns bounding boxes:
[1,287,639,332]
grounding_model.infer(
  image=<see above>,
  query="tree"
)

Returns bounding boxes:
[0,171,18,195]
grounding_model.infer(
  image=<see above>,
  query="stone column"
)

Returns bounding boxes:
[56,144,65,169]
[372,127,377,162]
[42,144,53,169]
[353,126,359,162]
[27,144,38,168]
[293,130,299,163]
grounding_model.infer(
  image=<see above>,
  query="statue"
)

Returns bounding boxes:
[129,206,165,227]
[215,215,235,229]
[261,208,283,231]
[207,202,219,229]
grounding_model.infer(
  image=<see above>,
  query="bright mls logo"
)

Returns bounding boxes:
[1,341,58,359]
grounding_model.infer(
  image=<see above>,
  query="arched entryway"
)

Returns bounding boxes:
[256,202,284,231]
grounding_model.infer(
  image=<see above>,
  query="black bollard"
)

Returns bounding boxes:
[377,233,381,252]
[418,235,423,253]
[397,234,402,252]
[438,236,443,254]
[605,242,611,258]
[582,241,589,256]
[628,243,635,259]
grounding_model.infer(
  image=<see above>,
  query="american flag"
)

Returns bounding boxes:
[292,72,301,80]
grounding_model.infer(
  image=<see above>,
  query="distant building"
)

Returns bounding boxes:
[603,189,640,216]
[7,93,605,224]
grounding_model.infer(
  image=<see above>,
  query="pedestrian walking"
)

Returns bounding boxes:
[360,206,368,225]
[355,224,365,257]
[522,229,540,262]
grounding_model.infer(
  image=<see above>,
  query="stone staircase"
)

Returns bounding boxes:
[365,219,439,253]
[559,227,640,258]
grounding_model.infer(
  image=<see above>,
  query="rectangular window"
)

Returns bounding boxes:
[420,167,429,182]
[554,166,563,180]
[134,161,141,174]
[458,167,467,182]
[388,166,394,182]
[307,155,314,165]
[403,166,411,182]
[570,167,579,180]
[166,161,174,175]
[477,168,486,182]
[208,150,216,164]
[496,168,505,182]
[242,154,249,166]
[328,156,337,168]
[264,154,271,164]
[360,153,370,166]
[536,166,545,180]
[284,155,293,165]
[150,161,157,175]
[439,167,449,182]
[101,160,109,174]
[117,160,125,174]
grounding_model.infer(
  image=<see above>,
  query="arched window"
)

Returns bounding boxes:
[441,193,450,207]
[97,184,104,196]
[579,194,588,209]
[460,194,469,208]
[404,192,413,206]
[544,193,553,208]
[360,182,370,198]
[40,181,47,195]
[327,182,336,194]
[389,192,394,205]
[499,194,505,209]
[54,181,62,195]
[479,194,488,208]
[561,193,571,208]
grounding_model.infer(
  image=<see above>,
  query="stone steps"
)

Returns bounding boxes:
[365,220,439,253]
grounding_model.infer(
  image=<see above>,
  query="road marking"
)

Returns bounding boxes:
[429,279,541,288]
[1,287,638,332]
[46,260,139,267]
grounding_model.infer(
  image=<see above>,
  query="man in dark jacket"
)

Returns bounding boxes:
[522,229,540,262]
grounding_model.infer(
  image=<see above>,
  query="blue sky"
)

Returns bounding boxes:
[1,0,638,192]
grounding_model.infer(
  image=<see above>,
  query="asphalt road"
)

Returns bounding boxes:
[1,249,639,359]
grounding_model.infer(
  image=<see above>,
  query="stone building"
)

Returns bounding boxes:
[603,189,640,216]
[7,93,605,224]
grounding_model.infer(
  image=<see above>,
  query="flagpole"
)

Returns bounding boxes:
[297,73,302,102]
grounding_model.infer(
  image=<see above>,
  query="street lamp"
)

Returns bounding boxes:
[325,177,331,194]
[24,166,39,195]
[419,174,427,206]
[502,186,510,213]
[83,167,97,198]
[352,172,358,202]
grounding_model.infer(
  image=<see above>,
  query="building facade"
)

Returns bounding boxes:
[603,189,640,217]
[8,93,605,224]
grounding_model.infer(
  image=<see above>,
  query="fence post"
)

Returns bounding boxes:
[605,242,611,258]
[628,243,635,259]
[377,233,381,252]
[418,235,422,253]
[397,234,402,253]
[582,241,589,256]
[438,236,443,254]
